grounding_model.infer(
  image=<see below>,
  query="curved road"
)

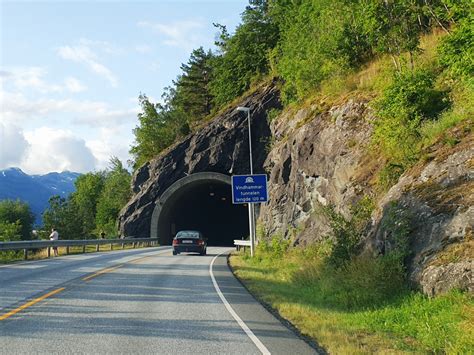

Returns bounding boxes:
[0,247,317,354]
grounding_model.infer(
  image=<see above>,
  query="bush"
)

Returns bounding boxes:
[373,68,450,171]
[438,18,474,79]
[256,234,290,260]
[318,254,407,310]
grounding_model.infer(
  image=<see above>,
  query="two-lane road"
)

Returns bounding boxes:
[0,247,317,354]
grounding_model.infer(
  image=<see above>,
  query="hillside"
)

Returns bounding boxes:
[119,1,473,352]
[0,168,79,224]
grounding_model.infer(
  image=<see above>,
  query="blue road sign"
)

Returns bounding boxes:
[232,174,268,204]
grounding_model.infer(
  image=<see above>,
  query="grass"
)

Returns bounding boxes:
[229,250,474,354]
[0,242,156,264]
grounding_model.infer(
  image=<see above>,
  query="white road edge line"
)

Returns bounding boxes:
[210,252,271,355]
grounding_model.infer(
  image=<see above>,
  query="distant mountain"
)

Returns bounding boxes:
[0,167,80,225]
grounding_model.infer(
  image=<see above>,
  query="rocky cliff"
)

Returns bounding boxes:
[119,83,473,296]
[119,83,281,237]
[260,97,473,296]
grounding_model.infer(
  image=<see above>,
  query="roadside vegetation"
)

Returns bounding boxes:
[0,157,132,262]
[129,0,472,175]
[231,196,473,352]
[231,249,473,353]
[230,205,473,354]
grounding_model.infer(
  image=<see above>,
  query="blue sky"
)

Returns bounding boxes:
[0,0,247,174]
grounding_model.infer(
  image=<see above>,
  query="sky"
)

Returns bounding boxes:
[0,0,247,174]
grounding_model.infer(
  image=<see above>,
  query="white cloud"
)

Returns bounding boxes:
[0,67,87,94]
[64,77,87,93]
[135,44,152,54]
[57,44,118,87]
[22,128,97,174]
[86,126,133,171]
[0,122,30,169]
[0,89,135,127]
[137,20,205,51]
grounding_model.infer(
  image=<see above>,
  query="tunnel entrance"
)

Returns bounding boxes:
[151,173,249,246]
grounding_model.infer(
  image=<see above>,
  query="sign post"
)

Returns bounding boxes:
[232,174,268,256]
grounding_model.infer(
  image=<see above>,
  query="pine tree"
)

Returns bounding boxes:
[173,47,214,123]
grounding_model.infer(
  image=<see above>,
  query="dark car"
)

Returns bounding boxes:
[172,230,207,255]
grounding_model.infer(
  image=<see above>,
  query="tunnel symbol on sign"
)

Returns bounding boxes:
[245,177,254,183]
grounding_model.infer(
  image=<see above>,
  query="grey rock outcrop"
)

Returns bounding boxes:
[369,134,473,293]
[119,79,472,296]
[259,96,473,295]
[260,99,376,244]
[118,83,281,238]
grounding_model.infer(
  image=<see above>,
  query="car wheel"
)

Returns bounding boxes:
[172,250,177,255]
[201,248,207,256]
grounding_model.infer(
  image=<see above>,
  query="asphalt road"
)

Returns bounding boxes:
[0,247,317,354]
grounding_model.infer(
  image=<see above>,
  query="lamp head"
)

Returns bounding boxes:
[236,106,250,113]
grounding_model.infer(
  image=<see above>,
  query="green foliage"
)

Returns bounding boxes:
[95,157,131,237]
[438,18,474,78]
[0,200,35,240]
[234,248,473,352]
[0,221,22,261]
[372,68,450,169]
[256,234,291,260]
[173,47,215,123]
[321,196,375,267]
[0,220,22,242]
[380,202,413,261]
[42,158,130,239]
[210,0,279,106]
[42,195,84,239]
[70,171,105,238]
[130,93,188,168]
[359,290,473,353]
[317,254,407,310]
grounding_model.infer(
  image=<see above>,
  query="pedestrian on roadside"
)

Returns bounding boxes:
[49,228,59,257]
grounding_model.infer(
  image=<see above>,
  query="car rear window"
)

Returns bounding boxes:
[176,231,200,239]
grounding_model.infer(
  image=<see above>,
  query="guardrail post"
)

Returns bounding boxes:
[66,246,69,255]
[96,244,99,252]
[110,243,113,251]
[122,243,124,249]
[24,249,28,260]
[48,247,51,258]
[82,245,86,253]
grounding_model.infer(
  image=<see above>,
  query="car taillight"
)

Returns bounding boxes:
[197,240,204,246]
[172,239,179,245]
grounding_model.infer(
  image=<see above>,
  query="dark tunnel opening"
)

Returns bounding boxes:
[157,180,249,246]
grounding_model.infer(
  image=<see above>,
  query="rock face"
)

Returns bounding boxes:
[260,99,376,243]
[120,80,472,296]
[259,97,473,296]
[118,83,281,238]
[369,133,473,293]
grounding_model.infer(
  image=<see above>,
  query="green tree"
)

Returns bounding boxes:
[95,157,131,237]
[130,93,189,168]
[173,47,215,123]
[0,221,22,242]
[42,195,83,239]
[373,68,450,167]
[210,0,279,106]
[70,172,105,237]
[0,200,35,240]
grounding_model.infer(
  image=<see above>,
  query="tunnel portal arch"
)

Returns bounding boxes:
[151,172,249,246]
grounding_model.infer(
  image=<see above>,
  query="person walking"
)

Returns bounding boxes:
[49,228,59,257]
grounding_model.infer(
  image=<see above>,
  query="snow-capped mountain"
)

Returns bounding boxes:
[0,167,80,225]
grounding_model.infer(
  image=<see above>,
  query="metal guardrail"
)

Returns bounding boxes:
[0,238,160,260]
[234,239,251,251]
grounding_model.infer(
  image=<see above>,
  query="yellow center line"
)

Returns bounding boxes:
[82,264,124,281]
[0,287,65,321]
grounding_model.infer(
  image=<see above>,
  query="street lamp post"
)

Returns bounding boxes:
[236,106,256,257]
